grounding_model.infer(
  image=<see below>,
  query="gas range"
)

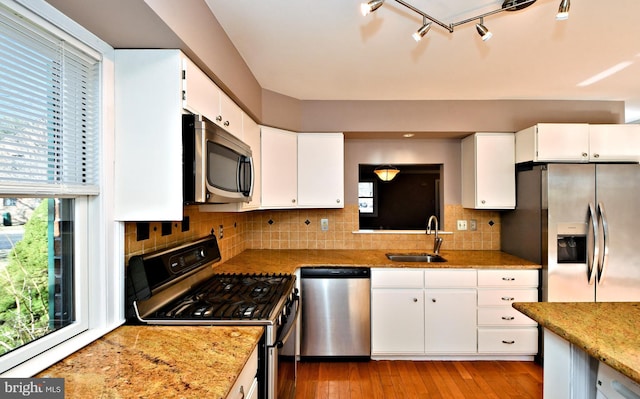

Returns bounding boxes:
[124,235,299,399]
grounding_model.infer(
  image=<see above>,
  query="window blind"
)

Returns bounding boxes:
[0,5,100,195]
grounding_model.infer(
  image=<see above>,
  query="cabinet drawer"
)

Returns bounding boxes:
[371,269,423,288]
[477,270,538,287]
[477,289,538,306]
[424,269,477,288]
[478,328,538,354]
[478,307,537,326]
[227,346,258,399]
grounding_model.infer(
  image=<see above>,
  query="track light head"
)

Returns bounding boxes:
[412,21,432,42]
[476,18,492,41]
[556,0,570,20]
[361,0,384,16]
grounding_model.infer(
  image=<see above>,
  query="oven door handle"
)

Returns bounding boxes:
[274,292,300,348]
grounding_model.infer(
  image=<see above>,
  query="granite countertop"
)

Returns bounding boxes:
[513,302,640,384]
[37,325,263,399]
[213,249,540,274]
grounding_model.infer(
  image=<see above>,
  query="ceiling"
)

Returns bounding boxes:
[203,0,640,122]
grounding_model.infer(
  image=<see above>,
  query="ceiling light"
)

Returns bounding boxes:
[403,133,415,138]
[361,0,384,16]
[359,0,564,44]
[412,18,432,42]
[374,165,400,181]
[556,0,570,20]
[476,18,493,41]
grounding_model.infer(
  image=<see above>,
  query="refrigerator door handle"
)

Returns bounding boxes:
[587,203,599,285]
[597,202,610,284]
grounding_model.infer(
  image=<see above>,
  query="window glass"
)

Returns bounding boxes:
[0,198,74,355]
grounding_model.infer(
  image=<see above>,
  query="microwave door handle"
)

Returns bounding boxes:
[587,203,599,285]
[597,202,610,284]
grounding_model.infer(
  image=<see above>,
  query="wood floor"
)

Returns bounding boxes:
[295,360,542,399]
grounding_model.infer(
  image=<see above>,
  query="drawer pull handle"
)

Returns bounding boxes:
[502,316,515,321]
[502,297,515,301]
[502,277,515,281]
[502,340,516,345]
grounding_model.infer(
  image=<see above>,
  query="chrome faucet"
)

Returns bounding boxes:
[426,215,443,255]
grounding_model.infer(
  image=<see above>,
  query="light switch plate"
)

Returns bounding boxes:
[457,220,468,230]
[320,218,329,231]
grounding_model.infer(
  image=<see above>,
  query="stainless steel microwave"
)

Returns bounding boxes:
[182,114,254,204]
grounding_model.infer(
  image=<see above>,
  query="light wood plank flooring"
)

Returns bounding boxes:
[295,360,542,399]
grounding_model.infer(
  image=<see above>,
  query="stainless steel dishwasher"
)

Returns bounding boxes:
[300,267,371,359]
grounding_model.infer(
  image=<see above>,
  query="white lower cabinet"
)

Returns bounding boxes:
[371,268,539,359]
[371,288,425,354]
[425,288,477,354]
[477,269,539,356]
[226,346,258,399]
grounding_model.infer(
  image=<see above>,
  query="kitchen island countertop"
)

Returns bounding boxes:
[37,325,263,399]
[213,249,540,274]
[513,302,640,384]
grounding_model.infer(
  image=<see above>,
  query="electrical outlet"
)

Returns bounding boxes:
[219,224,224,239]
[320,218,329,231]
[457,220,468,231]
[470,219,477,231]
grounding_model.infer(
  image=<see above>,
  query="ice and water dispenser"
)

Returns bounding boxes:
[556,223,587,264]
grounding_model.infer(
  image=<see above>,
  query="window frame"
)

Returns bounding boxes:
[0,0,122,376]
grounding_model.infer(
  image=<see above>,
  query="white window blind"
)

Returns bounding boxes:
[0,4,100,195]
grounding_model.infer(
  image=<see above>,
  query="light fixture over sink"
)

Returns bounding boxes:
[374,165,400,181]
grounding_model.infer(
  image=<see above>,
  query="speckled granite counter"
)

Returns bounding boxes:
[37,325,263,399]
[513,302,640,384]
[213,249,540,274]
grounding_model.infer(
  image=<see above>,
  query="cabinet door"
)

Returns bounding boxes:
[589,124,640,162]
[425,289,477,353]
[297,133,344,208]
[219,91,243,140]
[260,127,298,208]
[461,133,515,209]
[371,289,424,354]
[182,56,220,123]
[536,123,590,162]
[114,49,183,221]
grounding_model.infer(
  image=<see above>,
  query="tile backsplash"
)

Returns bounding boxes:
[124,204,500,262]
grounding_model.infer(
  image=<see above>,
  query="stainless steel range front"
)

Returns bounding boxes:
[125,235,299,399]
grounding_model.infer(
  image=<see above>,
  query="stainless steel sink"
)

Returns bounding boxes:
[385,253,447,262]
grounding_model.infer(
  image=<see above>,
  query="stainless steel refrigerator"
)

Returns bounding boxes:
[502,163,640,302]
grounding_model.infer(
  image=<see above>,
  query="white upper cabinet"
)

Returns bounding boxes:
[588,124,640,162]
[515,123,590,163]
[462,133,515,209]
[218,91,244,140]
[260,126,298,208]
[260,128,345,210]
[297,133,344,208]
[516,123,640,163]
[182,56,220,123]
[183,56,243,140]
[114,49,185,221]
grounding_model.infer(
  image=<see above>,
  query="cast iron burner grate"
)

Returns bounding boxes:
[153,273,293,320]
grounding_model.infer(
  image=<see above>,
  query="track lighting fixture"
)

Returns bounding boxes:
[476,18,492,41]
[412,17,431,42]
[360,0,571,42]
[361,0,384,16]
[556,0,570,20]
